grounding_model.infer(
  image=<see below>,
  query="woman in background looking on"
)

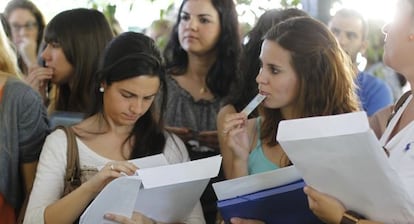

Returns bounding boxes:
[162,0,240,222]
[4,0,45,75]
[4,0,50,103]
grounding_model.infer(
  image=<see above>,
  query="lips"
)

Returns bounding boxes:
[184,34,198,40]
[259,90,270,96]
[123,114,138,121]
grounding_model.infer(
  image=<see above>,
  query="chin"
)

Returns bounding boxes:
[262,102,278,109]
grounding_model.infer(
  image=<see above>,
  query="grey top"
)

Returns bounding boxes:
[0,78,50,209]
[163,75,221,157]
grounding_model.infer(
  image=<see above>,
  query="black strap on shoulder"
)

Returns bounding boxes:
[387,91,412,126]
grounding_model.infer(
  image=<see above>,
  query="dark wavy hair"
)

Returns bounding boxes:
[163,0,240,97]
[225,8,309,117]
[261,17,359,165]
[94,32,167,158]
[44,8,113,113]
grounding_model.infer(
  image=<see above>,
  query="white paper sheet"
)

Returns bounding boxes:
[80,155,222,223]
[137,155,222,188]
[212,165,301,200]
[277,111,414,223]
[79,176,142,224]
[134,155,222,222]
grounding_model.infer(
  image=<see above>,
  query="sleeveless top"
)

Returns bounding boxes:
[248,117,279,175]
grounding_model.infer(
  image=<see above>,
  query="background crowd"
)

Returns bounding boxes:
[0,0,413,223]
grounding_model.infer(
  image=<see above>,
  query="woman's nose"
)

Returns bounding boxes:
[186,18,197,31]
[256,68,267,85]
[41,46,49,61]
[130,99,143,115]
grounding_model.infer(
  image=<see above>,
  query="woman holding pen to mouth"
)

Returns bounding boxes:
[217,8,309,180]
[220,15,360,180]
[219,15,360,224]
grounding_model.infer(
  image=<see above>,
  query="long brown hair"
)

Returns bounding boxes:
[260,17,359,165]
[45,8,113,113]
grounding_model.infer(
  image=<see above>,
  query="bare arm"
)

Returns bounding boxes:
[217,105,237,179]
[44,162,136,223]
[44,183,98,223]
[217,105,253,179]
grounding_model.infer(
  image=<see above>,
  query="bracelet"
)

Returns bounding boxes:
[340,210,365,224]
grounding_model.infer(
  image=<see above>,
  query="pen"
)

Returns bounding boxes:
[241,93,266,116]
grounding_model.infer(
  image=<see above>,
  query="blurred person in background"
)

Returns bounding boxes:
[4,0,45,76]
[329,8,393,116]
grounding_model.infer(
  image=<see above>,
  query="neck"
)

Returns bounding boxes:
[186,51,216,79]
[280,107,295,120]
[97,113,133,136]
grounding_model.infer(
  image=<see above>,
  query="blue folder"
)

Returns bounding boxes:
[217,180,324,224]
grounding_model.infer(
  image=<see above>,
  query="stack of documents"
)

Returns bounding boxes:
[80,155,222,224]
[277,111,414,223]
[213,166,323,223]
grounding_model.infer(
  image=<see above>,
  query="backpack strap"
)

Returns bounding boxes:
[387,90,412,126]
[56,126,81,195]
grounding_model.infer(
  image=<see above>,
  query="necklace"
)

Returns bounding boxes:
[199,86,208,94]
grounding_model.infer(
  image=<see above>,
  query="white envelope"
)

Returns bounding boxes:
[277,111,414,223]
[135,155,222,222]
[80,155,222,223]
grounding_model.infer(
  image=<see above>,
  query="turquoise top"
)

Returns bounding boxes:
[248,117,279,175]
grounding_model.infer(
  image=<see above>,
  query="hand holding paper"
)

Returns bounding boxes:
[80,155,222,224]
[277,111,414,223]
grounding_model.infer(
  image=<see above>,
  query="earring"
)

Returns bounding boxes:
[99,87,104,92]
[409,34,414,41]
